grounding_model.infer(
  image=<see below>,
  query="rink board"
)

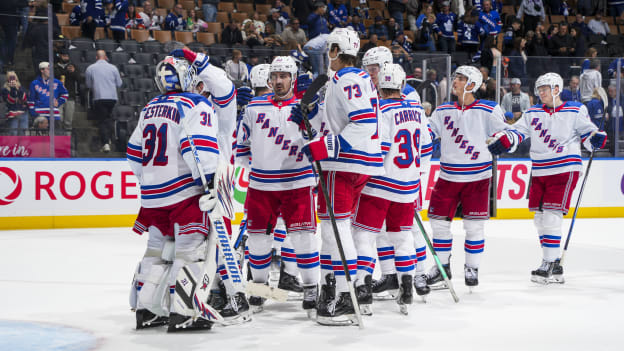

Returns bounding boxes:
[0,158,623,229]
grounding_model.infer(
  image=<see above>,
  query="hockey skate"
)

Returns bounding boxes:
[355,275,373,316]
[278,265,304,300]
[397,275,413,315]
[531,259,560,285]
[371,273,399,300]
[464,265,479,292]
[207,281,227,311]
[167,312,213,332]
[220,292,252,325]
[248,295,266,313]
[135,309,168,329]
[317,273,336,313]
[302,285,318,319]
[413,273,430,302]
[552,259,564,284]
[426,263,452,290]
[316,292,358,326]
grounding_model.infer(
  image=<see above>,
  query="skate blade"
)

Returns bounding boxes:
[553,275,565,284]
[137,317,169,329]
[372,289,399,300]
[531,275,556,285]
[359,304,373,316]
[429,282,449,290]
[398,303,409,315]
[286,291,304,301]
[316,314,358,326]
[222,311,252,326]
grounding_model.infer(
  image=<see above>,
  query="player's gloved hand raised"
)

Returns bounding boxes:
[169,48,197,62]
[236,86,253,108]
[487,130,515,155]
[589,131,607,149]
[296,74,313,94]
[302,134,340,162]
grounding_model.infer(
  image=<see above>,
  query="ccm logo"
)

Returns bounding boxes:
[36,171,138,200]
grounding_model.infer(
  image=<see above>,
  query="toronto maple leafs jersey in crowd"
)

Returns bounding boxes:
[512,101,599,177]
[429,99,512,182]
[127,92,219,208]
[236,94,316,191]
[362,98,433,203]
[317,67,384,176]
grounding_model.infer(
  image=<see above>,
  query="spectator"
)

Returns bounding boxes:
[503,18,522,55]
[476,66,497,100]
[224,49,249,83]
[110,0,129,42]
[411,66,423,80]
[28,62,68,129]
[70,4,83,26]
[55,50,81,131]
[187,9,207,32]
[293,0,315,29]
[17,0,29,36]
[588,12,610,36]
[125,5,145,30]
[352,5,370,20]
[23,5,54,75]
[32,116,49,135]
[222,21,244,45]
[479,35,500,73]
[243,22,264,46]
[164,3,185,32]
[392,32,414,54]
[407,0,420,32]
[570,13,590,37]
[501,78,531,121]
[608,57,624,78]
[570,27,586,59]
[609,0,624,17]
[560,75,581,102]
[81,0,107,40]
[347,14,366,37]
[586,87,606,127]
[361,33,378,52]
[139,1,163,30]
[433,1,457,54]
[369,16,389,41]
[274,0,290,21]
[581,47,597,74]
[1,71,29,136]
[421,101,432,117]
[508,37,527,83]
[418,68,439,108]
[415,4,436,52]
[243,12,267,35]
[201,0,219,23]
[387,0,407,30]
[282,18,307,45]
[307,2,329,39]
[516,0,545,34]
[328,0,348,28]
[391,44,412,72]
[479,0,502,37]
[267,8,287,35]
[247,55,260,76]
[303,32,329,78]
[386,17,401,42]
[549,22,575,74]
[606,84,624,154]
[580,59,602,103]
[457,8,483,58]
[85,51,122,153]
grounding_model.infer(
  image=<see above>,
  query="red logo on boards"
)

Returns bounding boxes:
[0,167,22,205]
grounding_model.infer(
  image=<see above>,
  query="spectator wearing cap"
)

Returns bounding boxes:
[328,0,348,28]
[501,78,531,121]
[267,8,288,35]
[433,1,457,54]
[164,3,185,32]
[307,2,329,39]
[503,18,522,55]
[282,18,307,46]
[28,62,68,129]
[368,16,389,41]
[517,0,545,34]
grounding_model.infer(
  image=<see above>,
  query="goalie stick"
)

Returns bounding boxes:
[300,74,364,329]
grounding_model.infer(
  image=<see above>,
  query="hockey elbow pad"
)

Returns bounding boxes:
[487,131,515,155]
[303,134,339,162]
[589,131,607,150]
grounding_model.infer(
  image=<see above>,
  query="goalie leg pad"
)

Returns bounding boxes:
[463,220,485,269]
[169,230,207,316]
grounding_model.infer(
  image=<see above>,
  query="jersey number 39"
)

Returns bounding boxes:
[394,129,420,168]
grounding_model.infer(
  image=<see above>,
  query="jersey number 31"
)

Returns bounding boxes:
[143,123,169,166]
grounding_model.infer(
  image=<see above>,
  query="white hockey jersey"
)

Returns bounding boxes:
[190,53,237,162]
[127,92,219,208]
[318,67,384,175]
[362,98,433,203]
[513,101,599,177]
[402,83,421,103]
[429,99,513,182]
[236,93,316,191]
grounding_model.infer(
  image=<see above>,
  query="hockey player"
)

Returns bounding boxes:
[127,56,222,331]
[236,56,321,316]
[291,27,383,325]
[426,65,519,289]
[487,72,607,284]
[351,63,432,315]
[362,46,421,103]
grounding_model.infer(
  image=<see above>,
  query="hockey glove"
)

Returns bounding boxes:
[236,86,253,108]
[290,94,320,128]
[199,191,218,213]
[169,48,197,62]
[296,74,313,96]
[302,134,339,162]
[589,131,607,149]
[487,131,515,155]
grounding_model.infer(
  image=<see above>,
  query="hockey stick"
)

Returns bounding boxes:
[490,156,498,217]
[414,211,460,303]
[300,74,364,328]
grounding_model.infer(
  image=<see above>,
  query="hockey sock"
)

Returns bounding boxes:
[321,219,357,293]
[376,230,396,275]
[280,235,299,277]
[247,233,273,283]
[463,220,485,268]
[430,219,453,264]
[289,231,320,286]
[387,230,416,277]
[411,221,427,274]
[352,228,377,287]
[538,210,563,262]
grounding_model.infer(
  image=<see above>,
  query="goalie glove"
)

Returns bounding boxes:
[487,130,516,155]
[589,131,607,150]
[302,134,339,162]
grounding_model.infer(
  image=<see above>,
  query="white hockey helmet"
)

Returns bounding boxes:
[154,56,196,94]
[270,56,298,91]
[378,63,406,91]
[534,72,564,98]
[326,27,360,58]
[250,63,271,89]
[362,46,393,68]
[453,65,482,93]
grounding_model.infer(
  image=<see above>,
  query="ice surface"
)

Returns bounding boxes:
[0,218,623,351]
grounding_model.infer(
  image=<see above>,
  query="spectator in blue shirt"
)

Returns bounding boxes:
[586,87,606,127]
[348,14,367,37]
[307,2,329,39]
[560,75,581,102]
[433,1,457,54]
[570,13,590,37]
[415,4,436,52]
[457,8,483,57]
[392,32,413,54]
[328,0,348,28]
[503,18,522,55]
[70,5,82,26]
[368,16,389,40]
[479,0,502,36]
[164,3,185,32]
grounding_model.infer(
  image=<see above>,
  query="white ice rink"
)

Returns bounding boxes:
[1,218,623,351]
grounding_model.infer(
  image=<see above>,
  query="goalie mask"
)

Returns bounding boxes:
[378,63,406,91]
[534,72,564,99]
[154,56,196,94]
